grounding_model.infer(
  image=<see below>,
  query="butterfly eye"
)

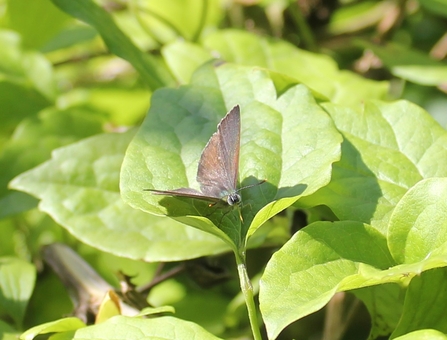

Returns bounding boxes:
[227,193,241,206]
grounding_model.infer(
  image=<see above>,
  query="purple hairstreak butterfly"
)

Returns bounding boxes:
[145,105,265,217]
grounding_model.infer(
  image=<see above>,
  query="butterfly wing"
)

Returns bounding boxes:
[145,188,221,203]
[197,105,240,198]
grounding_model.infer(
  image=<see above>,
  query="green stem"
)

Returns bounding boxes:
[288,2,317,52]
[236,253,263,340]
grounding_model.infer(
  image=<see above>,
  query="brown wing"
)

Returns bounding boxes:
[197,105,240,198]
[144,188,221,203]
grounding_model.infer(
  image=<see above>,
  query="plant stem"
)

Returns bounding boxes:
[236,253,263,340]
[288,2,317,51]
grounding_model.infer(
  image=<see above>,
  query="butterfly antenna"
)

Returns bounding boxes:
[236,179,267,193]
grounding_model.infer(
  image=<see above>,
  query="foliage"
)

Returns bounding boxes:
[1,0,447,339]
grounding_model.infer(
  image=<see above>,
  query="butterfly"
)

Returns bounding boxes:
[145,105,265,215]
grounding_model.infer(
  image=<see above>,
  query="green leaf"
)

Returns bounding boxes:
[0,31,54,132]
[388,178,447,264]
[353,284,405,339]
[0,257,36,328]
[72,315,223,340]
[137,306,175,317]
[0,319,20,340]
[0,192,37,219]
[391,268,447,338]
[9,131,228,261]
[1,106,104,217]
[50,0,174,90]
[259,220,395,340]
[88,88,151,126]
[260,213,447,339]
[162,41,213,83]
[0,30,56,100]
[6,0,71,50]
[20,317,85,340]
[134,0,223,43]
[301,100,447,234]
[202,29,389,105]
[420,0,447,19]
[328,1,393,35]
[394,329,447,340]
[40,25,97,53]
[357,41,447,86]
[120,63,341,250]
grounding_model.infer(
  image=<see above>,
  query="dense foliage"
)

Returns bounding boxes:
[1,0,447,339]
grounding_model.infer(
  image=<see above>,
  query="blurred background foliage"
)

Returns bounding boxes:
[0,0,446,339]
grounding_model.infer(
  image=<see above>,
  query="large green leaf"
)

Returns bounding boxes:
[261,176,447,339]
[9,131,229,261]
[259,220,396,339]
[120,62,342,251]
[50,0,174,90]
[301,100,447,234]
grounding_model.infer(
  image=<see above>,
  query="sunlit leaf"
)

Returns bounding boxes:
[10,131,229,261]
[73,315,223,340]
[121,62,342,250]
[301,100,447,234]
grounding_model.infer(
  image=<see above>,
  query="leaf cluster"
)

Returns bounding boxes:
[1,0,447,340]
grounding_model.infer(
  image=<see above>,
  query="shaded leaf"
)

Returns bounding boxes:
[0,319,20,340]
[420,0,447,19]
[392,268,447,338]
[353,284,405,339]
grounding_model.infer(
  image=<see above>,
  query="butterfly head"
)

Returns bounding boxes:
[227,192,241,206]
